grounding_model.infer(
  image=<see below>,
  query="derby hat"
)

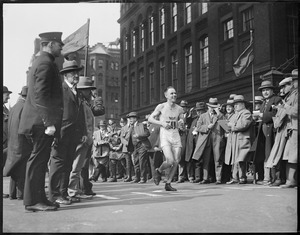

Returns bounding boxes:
[195,102,206,110]
[258,80,275,91]
[250,96,264,104]
[126,112,139,119]
[206,98,220,108]
[179,100,188,107]
[3,86,12,94]
[18,86,28,96]
[99,120,106,126]
[77,76,96,90]
[232,95,247,104]
[39,32,64,45]
[60,60,83,74]
[279,77,293,87]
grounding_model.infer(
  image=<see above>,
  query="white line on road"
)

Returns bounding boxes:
[94,195,119,200]
[131,192,162,197]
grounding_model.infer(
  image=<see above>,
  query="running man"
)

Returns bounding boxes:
[148,86,185,191]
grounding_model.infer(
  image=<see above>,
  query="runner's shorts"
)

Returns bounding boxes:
[160,127,182,149]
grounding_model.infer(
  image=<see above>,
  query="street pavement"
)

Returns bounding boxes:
[2,176,298,233]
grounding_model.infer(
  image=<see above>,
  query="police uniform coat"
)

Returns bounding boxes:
[18,51,63,136]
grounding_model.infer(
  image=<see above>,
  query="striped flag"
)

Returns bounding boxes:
[62,22,89,56]
[233,37,254,77]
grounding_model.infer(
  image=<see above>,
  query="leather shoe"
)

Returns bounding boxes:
[269,180,282,187]
[84,191,96,196]
[3,193,9,198]
[108,178,117,182]
[44,199,60,208]
[154,168,162,185]
[215,180,222,185]
[280,184,297,188]
[55,197,72,205]
[67,196,81,203]
[89,177,97,182]
[138,180,147,184]
[199,179,210,184]
[165,183,177,191]
[74,193,93,199]
[124,178,132,182]
[25,203,57,212]
[102,178,107,182]
[226,179,238,185]
[239,179,247,184]
[131,178,140,183]
[177,178,185,183]
[193,179,201,183]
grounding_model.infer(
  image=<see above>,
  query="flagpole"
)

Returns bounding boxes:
[84,18,90,77]
[250,30,255,112]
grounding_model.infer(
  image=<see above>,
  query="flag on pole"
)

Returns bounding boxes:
[62,22,89,56]
[233,37,254,77]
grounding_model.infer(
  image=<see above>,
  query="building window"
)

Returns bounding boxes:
[223,47,234,74]
[98,59,104,68]
[171,3,178,33]
[139,69,145,105]
[140,23,145,52]
[287,5,298,58]
[149,14,154,46]
[124,34,128,61]
[98,73,103,85]
[185,3,192,24]
[171,51,178,92]
[97,88,103,97]
[185,45,193,93]
[115,62,119,70]
[132,29,136,58]
[91,59,95,70]
[200,36,209,88]
[159,58,166,101]
[159,7,165,40]
[111,62,114,70]
[149,64,155,103]
[131,73,136,108]
[242,8,254,32]
[201,2,208,14]
[124,77,128,110]
[224,19,234,40]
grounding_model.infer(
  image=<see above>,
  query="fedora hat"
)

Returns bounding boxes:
[77,76,96,90]
[229,94,237,100]
[195,102,206,110]
[258,80,275,91]
[60,60,83,74]
[18,86,28,96]
[3,86,12,94]
[126,112,139,119]
[99,120,106,126]
[225,99,235,106]
[232,95,247,104]
[279,77,293,87]
[179,100,188,107]
[39,32,64,45]
[250,96,264,104]
[206,98,220,108]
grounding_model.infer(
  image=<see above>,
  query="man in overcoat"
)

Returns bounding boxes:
[185,102,206,183]
[126,112,151,183]
[192,98,226,184]
[18,32,64,211]
[48,60,85,205]
[252,80,282,185]
[226,95,253,184]
[3,86,32,200]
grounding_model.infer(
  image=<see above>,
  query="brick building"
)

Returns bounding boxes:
[118,2,298,118]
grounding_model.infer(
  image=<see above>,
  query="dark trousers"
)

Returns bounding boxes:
[23,126,53,206]
[9,159,27,199]
[132,143,149,181]
[148,151,164,179]
[92,156,109,180]
[49,132,79,201]
[80,147,93,194]
[110,158,126,179]
[123,153,133,179]
[193,159,203,180]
